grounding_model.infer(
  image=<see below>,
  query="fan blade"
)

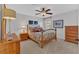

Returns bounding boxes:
[42,8,45,11]
[46,13,53,15]
[45,9,50,12]
[35,10,41,12]
[36,13,40,15]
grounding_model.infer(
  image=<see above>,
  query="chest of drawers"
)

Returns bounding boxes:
[65,26,78,44]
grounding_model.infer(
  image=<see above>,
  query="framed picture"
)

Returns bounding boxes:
[34,21,38,25]
[53,20,64,28]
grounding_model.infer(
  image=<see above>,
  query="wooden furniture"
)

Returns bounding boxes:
[28,29,57,48]
[0,33,20,54]
[65,26,78,44]
[20,33,29,41]
[40,29,57,48]
[2,18,6,39]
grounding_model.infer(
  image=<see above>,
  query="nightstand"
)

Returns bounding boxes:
[20,33,29,41]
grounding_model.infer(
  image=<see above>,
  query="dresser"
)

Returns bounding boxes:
[65,26,78,44]
[0,34,20,54]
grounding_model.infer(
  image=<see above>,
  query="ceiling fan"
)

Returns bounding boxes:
[35,8,53,16]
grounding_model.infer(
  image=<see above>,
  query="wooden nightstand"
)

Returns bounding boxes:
[20,33,29,41]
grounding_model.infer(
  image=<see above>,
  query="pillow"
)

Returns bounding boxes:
[32,27,43,32]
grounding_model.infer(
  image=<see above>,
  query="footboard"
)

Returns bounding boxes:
[40,29,57,48]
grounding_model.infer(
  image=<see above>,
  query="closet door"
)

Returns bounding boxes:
[43,17,53,30]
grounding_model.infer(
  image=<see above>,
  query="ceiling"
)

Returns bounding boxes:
[6,4,79,18]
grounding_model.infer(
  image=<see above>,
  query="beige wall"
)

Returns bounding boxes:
[6,9,78,40]
[0,4,2,39]
[52,10,78,40]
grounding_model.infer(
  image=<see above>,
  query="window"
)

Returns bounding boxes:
[34,21,38,25]
[29,20,38,25]
[29,20,33,25]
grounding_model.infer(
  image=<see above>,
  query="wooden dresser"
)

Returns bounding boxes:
[65,26,78,44]
[0,34,20,54]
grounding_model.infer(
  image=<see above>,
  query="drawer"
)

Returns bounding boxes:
[66,34,78,37]
[11,42,20,54]
[0,45,3,48]
[66,30,78,34]
[66,26,78,31]
[66,26,78,28]
[20,34,28,38]
[65,39,78,44]
[20,33,28,36]
[0,48,5,52]
[66,36,77,40]
[20,34,28,37]
[0,44,9,54]
[0,48,9,54]
[0,50,5,54]
[0,45,8,50]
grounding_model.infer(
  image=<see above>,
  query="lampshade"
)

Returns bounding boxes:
[3,8,16,20]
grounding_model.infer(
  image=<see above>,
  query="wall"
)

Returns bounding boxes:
[6,9,78,40]
[6,13,26,35]
[6,13,44,35]
[0,4,2,39]
[78,9,79,39]
[78,9,79,26]
[52,10,78,40]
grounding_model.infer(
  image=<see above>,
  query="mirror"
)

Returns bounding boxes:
[0,4,7,40]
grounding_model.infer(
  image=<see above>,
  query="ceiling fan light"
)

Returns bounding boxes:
[35,7,52,16]
[41,13,46,16]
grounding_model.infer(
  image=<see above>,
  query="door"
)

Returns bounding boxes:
[43,17,53,30]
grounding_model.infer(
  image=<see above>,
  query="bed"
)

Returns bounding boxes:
[28,26,57,48]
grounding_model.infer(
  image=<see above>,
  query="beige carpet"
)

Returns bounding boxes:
[20,39,79,54]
